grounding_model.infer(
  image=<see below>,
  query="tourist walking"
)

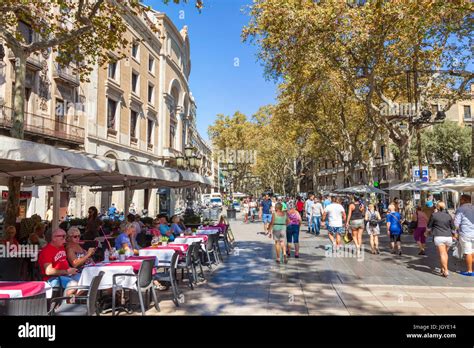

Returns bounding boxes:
[310,196,324,235]
[346,195,365,252]
[286,203,302,258]
[108,203,117,220]
[454,194,474,276]
[365,203,381,254]
[305,193,315,233]
[249,197,257,222]
[268,202,288,264]
[259,193,273,235]
[412,206,428,255]
[427,201,455,277]
[386,204,403,255]
[322,196,346,249]
[296,196,304,220]
[243,198,250,223]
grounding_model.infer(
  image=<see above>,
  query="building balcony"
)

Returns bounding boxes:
[0,106,84,145]
[53,64,80,87]
[8,51,43,71]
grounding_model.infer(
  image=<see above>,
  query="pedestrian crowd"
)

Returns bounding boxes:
[243,192,474,277]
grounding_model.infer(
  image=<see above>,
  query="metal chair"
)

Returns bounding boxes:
[153,252,181,307]
[177,244,195,290]
[203,234,220,269]
[0,293,48,316]
[112,259,159,316]
[191,241,205,282]
[48,271,104,316]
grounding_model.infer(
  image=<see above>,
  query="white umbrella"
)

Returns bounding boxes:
[427,177,474,192]
[388,181,457,192]
[336,185,387,195]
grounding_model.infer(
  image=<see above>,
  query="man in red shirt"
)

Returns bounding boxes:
[38,228,79,294]
[296,197,304,219]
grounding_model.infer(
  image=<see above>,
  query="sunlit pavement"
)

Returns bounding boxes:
[133,214,473,316]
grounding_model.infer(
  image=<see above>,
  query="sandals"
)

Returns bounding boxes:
[275,259,280,264]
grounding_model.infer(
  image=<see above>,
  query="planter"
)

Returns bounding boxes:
[119,254,126,261]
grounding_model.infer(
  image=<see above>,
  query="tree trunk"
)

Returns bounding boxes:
[397,136,413,201]
[470,119,474,177]
[6,51,27,227]
[5,177,21,227]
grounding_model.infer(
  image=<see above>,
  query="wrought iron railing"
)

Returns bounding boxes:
[0,106,84,144]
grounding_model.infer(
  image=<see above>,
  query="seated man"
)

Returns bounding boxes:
[158,215,175,241]
[38,228,79,295]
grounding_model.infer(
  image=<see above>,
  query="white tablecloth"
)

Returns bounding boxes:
[172,238,206,250]
[79,264,136,290]
[196,229,220,235]
[0,282,52,299]
[139,248,175,266]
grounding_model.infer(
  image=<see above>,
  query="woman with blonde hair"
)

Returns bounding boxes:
[427,201,454,277]
[65,227,95,270]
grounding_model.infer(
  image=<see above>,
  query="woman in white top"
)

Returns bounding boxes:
[243,198,250,223]
[365,204,382,254]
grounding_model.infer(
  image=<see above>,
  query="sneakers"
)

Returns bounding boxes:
[460,271,473,276]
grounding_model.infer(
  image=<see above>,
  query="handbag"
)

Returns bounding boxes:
[451,240,463,260]
[343,228,353,244]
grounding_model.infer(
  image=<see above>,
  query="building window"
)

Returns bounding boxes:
[147,119,153,145]
[380,145,385,161]
[130,110,138,139]
[107,98,117,129]
[170,123,176,149]
[131,72,139,94]
[464,105,471,119]
[148,56,154,73]
[132,42,139,60]
[148,84,154,104]
[108,61,117,80]
[19,21,34,44]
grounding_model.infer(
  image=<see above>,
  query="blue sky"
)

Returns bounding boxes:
[143,0,278,141]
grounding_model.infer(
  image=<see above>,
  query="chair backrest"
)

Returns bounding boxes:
[191,242,201,262]
[205,235,214,251]
[184,244,194,266]
[169,252,179,282]
[137,258,155,288]
[87,271,104,316]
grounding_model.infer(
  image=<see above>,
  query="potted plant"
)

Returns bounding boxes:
[160,235,169,246]
[118,248,126,261]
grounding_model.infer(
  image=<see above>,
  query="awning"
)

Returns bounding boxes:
[335,185,387,195]
[388,181,456,192]
[0,135,114,182]
[427,177,474,192]
[176,170,213,188]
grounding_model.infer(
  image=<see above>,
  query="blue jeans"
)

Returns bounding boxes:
[286,224,300,243]
[312,216,321,235]
[306,214,312,232]
[47,273,81,289]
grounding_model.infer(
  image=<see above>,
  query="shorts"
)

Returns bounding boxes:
[273,229,286,241]
[434,236,453,247]
[349,219,364,229]
[286,224,300,244]
[46,273,81,288]
[327,226,344,234]
[390,234,401,242]
[366,222,380,236]
[262,214,272,224]
[459,234,474,254]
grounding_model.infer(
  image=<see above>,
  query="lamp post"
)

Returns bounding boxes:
[176,144,202,213]
[453,151,460,177]
[374,155,382,188]
[221,162,237,220]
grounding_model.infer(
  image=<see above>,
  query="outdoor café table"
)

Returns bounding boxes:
[0,281,52,299]
[79,262,137,290]
[139,247,176,266]
[173,236,207,250]
[200,226,224,233]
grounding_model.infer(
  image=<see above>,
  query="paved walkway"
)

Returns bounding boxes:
[142,214,473,315]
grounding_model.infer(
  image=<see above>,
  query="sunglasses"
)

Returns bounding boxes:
[72,235,81,238]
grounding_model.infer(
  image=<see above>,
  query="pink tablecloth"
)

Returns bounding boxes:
[152,244,188,256]
[0,281,52,299]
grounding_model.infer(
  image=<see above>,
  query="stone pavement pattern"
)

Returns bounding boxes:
[139,214,473,315]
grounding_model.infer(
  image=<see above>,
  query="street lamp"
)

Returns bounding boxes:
[176,144,202,212]
[453,151,460,177]
[374,155,383,188]
[220,162,237,219]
